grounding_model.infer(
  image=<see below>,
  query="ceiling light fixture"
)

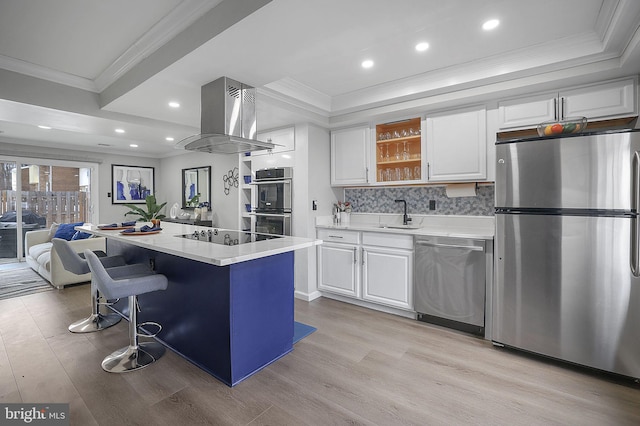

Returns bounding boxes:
[115,128,125,134]
[482,19,500,30]
[415,42,430,52]
[129,144,138,148]
[168,101,180,108]
[361,59,374,69]
[37,125,52,130]
[165,136,175,142]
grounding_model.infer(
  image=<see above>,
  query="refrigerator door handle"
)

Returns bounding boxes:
[631,151,640,277]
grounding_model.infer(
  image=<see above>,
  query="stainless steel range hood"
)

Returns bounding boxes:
[177,77,275,154]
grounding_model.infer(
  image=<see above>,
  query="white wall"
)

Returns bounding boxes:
[288,123,339,300]
[159,151,239,228]
[0,139,245,227]
[0,140,161,223]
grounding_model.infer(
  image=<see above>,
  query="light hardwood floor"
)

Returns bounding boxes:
[0,283,639,425]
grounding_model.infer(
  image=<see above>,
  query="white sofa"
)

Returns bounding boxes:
[24,228,107,288]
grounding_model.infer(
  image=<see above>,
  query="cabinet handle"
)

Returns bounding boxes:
[328,235,344,239]
[366,167,369,183]
[561,97,566,120]
[427,162,430,180]
[361,248,365,266]
[353,247,357,264]
[553,98,558,121]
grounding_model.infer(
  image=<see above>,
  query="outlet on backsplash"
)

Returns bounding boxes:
[429,200,436,210]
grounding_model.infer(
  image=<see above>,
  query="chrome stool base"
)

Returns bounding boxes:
[68,313,121,333]
[101,342,166,373]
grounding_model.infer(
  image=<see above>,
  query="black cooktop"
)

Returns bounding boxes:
[177,228,282,246]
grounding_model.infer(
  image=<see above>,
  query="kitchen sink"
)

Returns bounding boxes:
[378,225,421,230]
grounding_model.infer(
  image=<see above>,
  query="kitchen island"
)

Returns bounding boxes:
[77,222,320,386]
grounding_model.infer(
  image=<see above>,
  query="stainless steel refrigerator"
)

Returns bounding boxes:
[494,129,640,379]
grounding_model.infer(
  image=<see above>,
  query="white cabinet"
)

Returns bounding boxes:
[362,232,413,310]
[498,77,637,130]
[562,79,636,119]
[317,229,360,297]
[426,107,487,182]
[253,127,295,156]
[317,229,413,311]
[331,125,370,186]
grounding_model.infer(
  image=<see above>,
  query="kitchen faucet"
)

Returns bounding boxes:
[394,199,412,225]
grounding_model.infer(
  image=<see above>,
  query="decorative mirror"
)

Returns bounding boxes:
[182,166,211,209]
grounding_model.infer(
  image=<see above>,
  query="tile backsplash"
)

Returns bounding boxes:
[344,184,494,216]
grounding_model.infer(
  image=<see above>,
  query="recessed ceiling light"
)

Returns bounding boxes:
[37,125,52,130]
[415,42,430,52]
[129,144,138,148]
[361,59,374,69]
[482,19,500,30]
[168,101,180,108]
[115,128,125,134]
[165,136,174,142]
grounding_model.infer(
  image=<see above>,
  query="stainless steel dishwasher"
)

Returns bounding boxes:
[414,235,486,335]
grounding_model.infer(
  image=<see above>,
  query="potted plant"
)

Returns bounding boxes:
[124,195,167,226]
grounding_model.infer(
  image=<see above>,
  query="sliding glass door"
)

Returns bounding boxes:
[0,158,98,261]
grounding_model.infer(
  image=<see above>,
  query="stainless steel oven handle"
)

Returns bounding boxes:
[631,151,640,276]
[253,179,292,184]
[415,241,484,251]
[252,213,291,218]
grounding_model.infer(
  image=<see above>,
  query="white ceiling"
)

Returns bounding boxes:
[0,0,639,158]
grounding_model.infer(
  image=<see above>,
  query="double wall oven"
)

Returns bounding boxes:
[253,167,292,236]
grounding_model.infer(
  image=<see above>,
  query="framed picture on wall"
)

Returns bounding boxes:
[111,164,155,204]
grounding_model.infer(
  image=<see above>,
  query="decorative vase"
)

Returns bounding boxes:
[339,212,350,225]
[151,218,161,228]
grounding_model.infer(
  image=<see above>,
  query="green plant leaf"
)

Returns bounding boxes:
[123,195,166,221]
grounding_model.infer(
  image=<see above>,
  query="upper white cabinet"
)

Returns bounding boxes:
[331,125,370,186]
[426,107,487,182]
[498,77,637,130]
[254,127,295,156]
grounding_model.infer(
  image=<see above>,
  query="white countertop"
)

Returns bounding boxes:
[316,214,494,240]
[77,222,321,267]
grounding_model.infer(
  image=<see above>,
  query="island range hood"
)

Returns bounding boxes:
[177,77,275,154]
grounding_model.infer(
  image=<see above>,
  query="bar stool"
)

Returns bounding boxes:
[84,249,168,373]
[52,238,128,333]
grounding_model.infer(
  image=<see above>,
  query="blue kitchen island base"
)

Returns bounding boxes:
[107,240,294,387]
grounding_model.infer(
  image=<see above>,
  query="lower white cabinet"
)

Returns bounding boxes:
[318,242,360,297]
[317,228,413,311]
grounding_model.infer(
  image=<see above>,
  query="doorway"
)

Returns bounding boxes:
[0,158,98,261]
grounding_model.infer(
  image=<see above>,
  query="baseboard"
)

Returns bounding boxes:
[294,290,322,301]
[319,292,416,319]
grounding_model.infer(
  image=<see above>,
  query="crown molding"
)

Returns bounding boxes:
[329,32,611,115]
[0,54,97,92]
[0,1,219,94]
[93,0,219,92]
[264,77,332,113]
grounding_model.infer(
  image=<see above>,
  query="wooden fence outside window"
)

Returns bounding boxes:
[0,190,88,227]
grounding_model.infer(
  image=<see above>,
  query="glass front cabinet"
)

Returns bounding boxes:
[374,117,424,184]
